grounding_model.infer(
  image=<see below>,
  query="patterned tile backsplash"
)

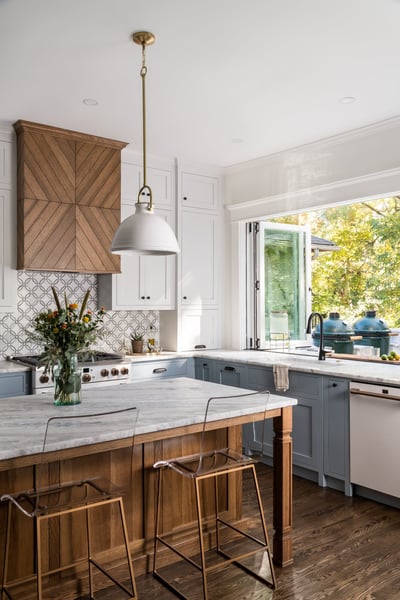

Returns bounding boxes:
[0,271,159,357]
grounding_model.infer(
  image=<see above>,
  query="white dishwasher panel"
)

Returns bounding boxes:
[350,382,400,498]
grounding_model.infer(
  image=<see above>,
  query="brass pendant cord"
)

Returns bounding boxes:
[138,41,153,210]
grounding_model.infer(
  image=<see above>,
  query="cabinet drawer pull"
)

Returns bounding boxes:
[153,368,167,374]
[223,366,236,372]
[195,344,206,349]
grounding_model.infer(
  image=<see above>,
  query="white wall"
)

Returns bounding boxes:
[224,116,400,349]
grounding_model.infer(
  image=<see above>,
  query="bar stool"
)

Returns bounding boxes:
[1,406,139,600]
[152,390,276,599]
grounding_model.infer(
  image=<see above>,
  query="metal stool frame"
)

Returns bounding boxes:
[152,390,276,599]
[1,407,139,600]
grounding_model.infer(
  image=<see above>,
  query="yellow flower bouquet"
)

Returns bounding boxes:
[31,287,106,405]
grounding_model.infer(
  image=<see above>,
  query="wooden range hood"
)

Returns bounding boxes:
[14,120,128,273]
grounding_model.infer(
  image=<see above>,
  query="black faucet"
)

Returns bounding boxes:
[306,312,326,360]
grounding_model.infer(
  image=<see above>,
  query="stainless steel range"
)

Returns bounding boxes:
[7,352,131,393]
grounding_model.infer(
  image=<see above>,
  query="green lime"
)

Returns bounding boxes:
[381,354,388,360]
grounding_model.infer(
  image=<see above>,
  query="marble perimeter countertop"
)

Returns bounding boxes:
[3,348,400,385]
[0,377,296,463]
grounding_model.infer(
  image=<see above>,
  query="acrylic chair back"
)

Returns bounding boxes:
[176,390,270,477]
[34,405,139,515]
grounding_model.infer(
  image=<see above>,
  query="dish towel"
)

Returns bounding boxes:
[273,363,289,392]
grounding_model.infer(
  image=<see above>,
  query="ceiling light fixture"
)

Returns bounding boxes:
[82,98,99,106]
[339,96,356,104]
[111,31,179,256]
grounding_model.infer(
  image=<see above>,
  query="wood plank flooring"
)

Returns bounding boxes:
[83,464,400,599]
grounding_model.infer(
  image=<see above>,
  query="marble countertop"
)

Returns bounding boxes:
[0,377,296,463]
[0,359,31,373]
[3,347,400,385]
[194,349,400,385]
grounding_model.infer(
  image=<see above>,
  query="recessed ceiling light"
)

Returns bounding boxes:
[339,96,356,104]
[82,98,99,106]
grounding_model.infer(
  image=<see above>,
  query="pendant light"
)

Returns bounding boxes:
[111,31,179,255]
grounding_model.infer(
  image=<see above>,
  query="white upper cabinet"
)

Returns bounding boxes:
[0,132,16,313]
[181,209,218,306]
[0,139,12,186]
[180,169,221,308]
[122,162,173,209]
[159,166,222,352]
[181,171,219,211]
[98,155,176,311]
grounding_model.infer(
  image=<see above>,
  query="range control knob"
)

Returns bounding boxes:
[111,368,119,376]
[39,374,49,384]
[121,367,129,375]
[100,369,109,377]
[82,374,91,383]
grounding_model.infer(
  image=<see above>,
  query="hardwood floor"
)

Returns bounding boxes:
[84,464,400,599]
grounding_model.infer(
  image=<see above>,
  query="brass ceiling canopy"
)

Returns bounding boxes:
[132,31,155,46]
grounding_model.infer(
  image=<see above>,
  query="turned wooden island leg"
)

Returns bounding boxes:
[273,406,293,566]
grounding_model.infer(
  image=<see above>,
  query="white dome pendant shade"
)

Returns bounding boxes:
[111,201,179,255]
[111,31,179,256]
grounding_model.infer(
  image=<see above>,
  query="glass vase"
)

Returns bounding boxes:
[54,353,82,406]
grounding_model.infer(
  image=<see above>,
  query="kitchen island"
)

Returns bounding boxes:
[0,377,296,596]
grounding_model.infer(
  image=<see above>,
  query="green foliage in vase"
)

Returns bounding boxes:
[29,287,106,372]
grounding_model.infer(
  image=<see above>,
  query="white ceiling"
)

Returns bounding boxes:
[1,0,400,167]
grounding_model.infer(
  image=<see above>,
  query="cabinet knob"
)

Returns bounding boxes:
[183,196,187,200]
[141,296,145,300]
[147,296,150,299]
[332,383,337,387]
[183,296,187,300]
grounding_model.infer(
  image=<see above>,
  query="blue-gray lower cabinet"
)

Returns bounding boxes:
[212,360,248,388]
[130,358,194,381]
[193,357,350,494]
[194,358,215,382]
[245,367,324,480]
[323,376,351,494]
[0,371,30,397]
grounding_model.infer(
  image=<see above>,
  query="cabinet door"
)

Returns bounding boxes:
[194,358,215,382]
[214,361,248,388]
[122,162,173,209]
[180,308,218,351]
[323,377,350,483]
[98,203,175,310]
[0,188,17,312]
[130,359,191,381]
[0,372,30,397]
[289,372,323,473]
[245,367,275,455]
[181,210,218,306]
[0,139,12,186]
[181,171,219,211]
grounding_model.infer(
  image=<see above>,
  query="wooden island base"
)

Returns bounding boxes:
[0,407,293,598]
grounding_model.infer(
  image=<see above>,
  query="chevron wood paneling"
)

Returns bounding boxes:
[75,142,121,209]
[18,199,76,270]
[19,130,75,203]
[76,206,121,273]
[14,121,127,273]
